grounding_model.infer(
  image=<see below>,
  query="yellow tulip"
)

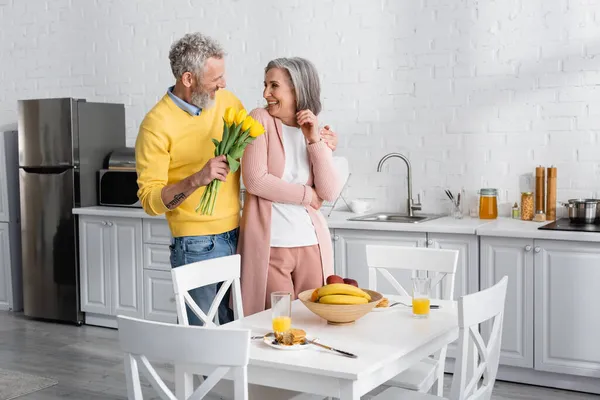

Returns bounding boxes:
[241,115,254,132]
[235,109,248,125]
[249,120,265,138]
[223,107,237,126]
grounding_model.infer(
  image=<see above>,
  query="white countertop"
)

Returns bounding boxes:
[72,206,600,242]
[476,217,600,243]
[73,206,165,219]
[325,211,489,235]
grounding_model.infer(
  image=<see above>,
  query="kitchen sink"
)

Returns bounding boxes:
[347,212,443,223]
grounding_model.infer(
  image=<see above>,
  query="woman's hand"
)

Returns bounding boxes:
[320,125,338,151]
[310,187,324,210]
[296,110,320,144]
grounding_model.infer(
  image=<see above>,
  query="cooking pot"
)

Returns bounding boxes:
[562,199,600,224]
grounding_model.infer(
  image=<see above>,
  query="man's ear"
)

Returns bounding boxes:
[181,72,194,88]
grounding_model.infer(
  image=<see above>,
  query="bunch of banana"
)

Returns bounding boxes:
[310,283,372,305]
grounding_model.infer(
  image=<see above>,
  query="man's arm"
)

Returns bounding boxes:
[135,126,228,215]
[160,156,229,210]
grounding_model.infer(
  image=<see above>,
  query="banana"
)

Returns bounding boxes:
[318,294,369,305]
[316,283,371,301]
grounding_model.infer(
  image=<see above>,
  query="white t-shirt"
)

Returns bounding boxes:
[270,124,318,248]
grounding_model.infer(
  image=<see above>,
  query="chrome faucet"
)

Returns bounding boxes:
[377,153,422,217]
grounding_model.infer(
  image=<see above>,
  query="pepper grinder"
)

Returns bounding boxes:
[546,166,557,221]
[535,166,545,214]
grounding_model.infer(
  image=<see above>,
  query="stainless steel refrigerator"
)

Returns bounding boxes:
[18,98,125,324]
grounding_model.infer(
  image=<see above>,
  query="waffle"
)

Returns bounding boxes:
[376,298,389,308]
[280,329,306,345]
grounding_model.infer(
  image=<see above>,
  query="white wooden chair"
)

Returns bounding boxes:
[171,254,318,400]
[117,315,250,400]
[366,245,459,396]
[170,254,244,396]
[372,276,508,400]
[170,254,244,327]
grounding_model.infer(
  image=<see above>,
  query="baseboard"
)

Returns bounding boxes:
[85,313,117,329]
[445,358,600,395]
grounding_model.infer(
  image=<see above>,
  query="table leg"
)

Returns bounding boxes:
[339,382,360,400]
[174,364,193,399]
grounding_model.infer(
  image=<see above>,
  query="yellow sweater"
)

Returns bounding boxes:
[135,90,244,237]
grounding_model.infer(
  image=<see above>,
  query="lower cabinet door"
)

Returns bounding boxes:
[143,269,177,324]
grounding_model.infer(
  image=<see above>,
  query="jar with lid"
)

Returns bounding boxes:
[479,188,498,219]
[521,192,534,221]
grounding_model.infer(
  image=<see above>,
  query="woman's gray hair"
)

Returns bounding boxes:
[265,57,322,115]
[169,32,225,80]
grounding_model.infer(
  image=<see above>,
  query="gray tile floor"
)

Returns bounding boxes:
[0,311,597,400]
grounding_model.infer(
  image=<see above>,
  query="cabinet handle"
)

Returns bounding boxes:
[107,222,113,227]
[102,221,107,226]
[525,245,532,252]
[427,239,434,246]
[332,235,339,241]
[534,247,541,253]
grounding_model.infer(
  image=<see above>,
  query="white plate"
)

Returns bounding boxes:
[262,333,313,351]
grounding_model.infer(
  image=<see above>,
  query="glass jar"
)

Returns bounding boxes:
[521,192,534,221]
[479,188,498,219]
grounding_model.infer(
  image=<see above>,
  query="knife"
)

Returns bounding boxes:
[306,339,357,358]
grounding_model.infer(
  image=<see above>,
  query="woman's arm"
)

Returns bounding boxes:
[307,140,341,202]
[242,110,316,206]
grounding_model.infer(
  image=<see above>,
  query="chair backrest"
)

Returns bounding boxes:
[449,276,508,400]
[171,254,244,326]
[117,315,250,400]
[366,245,459,300]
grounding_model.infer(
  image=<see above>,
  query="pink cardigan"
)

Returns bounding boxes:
[238,108,341,316]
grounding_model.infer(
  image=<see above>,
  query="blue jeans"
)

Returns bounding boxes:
[170,228,238,326]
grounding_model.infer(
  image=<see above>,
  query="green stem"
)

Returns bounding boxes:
[211,180,222,215]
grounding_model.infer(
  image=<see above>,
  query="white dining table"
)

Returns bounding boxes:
[178,295,459,400]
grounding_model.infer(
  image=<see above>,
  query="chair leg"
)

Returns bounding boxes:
[175,364,193,399]
[435,368,444,397]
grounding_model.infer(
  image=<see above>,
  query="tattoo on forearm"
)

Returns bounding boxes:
[166,193,186,209]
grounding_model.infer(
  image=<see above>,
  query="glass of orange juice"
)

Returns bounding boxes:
[412,277,431,318]
[271,292,291,337]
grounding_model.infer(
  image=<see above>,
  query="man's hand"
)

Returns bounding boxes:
[310,187,324,210]
[190,155,230,188]
[320,125,338,151]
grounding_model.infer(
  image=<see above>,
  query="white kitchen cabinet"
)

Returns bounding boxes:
[480,237,534,369]
[111,218,143,318]
[144,269,177,323]
[0,223,11,310]
[534,240,600,378]
[428,233,479,359]
[79,215,143,319]
[80,217,111,315]
[332,229,426,291]
[428,233,479,299]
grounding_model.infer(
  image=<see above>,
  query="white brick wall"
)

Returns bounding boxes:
[2,0,600,215]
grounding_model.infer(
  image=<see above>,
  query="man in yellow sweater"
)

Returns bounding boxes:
[135,33,242,326]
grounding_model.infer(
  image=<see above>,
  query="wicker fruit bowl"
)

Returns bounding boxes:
[297,288,383,325]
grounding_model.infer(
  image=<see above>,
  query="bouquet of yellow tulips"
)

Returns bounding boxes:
[196,107,265,215]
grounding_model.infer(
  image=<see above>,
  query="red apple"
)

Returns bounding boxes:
[343,278,359,287]
[326,275,344,285]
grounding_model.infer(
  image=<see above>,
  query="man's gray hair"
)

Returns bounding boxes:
[169,32,225,80]
[265,57,322,115]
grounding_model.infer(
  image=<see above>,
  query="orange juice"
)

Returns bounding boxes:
[272,316,291,333]
[412,298,430,316]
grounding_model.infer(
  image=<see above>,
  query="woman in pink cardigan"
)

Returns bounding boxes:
[238,57,342,316]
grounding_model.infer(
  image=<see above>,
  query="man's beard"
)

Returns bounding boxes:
[190,89,215,110]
